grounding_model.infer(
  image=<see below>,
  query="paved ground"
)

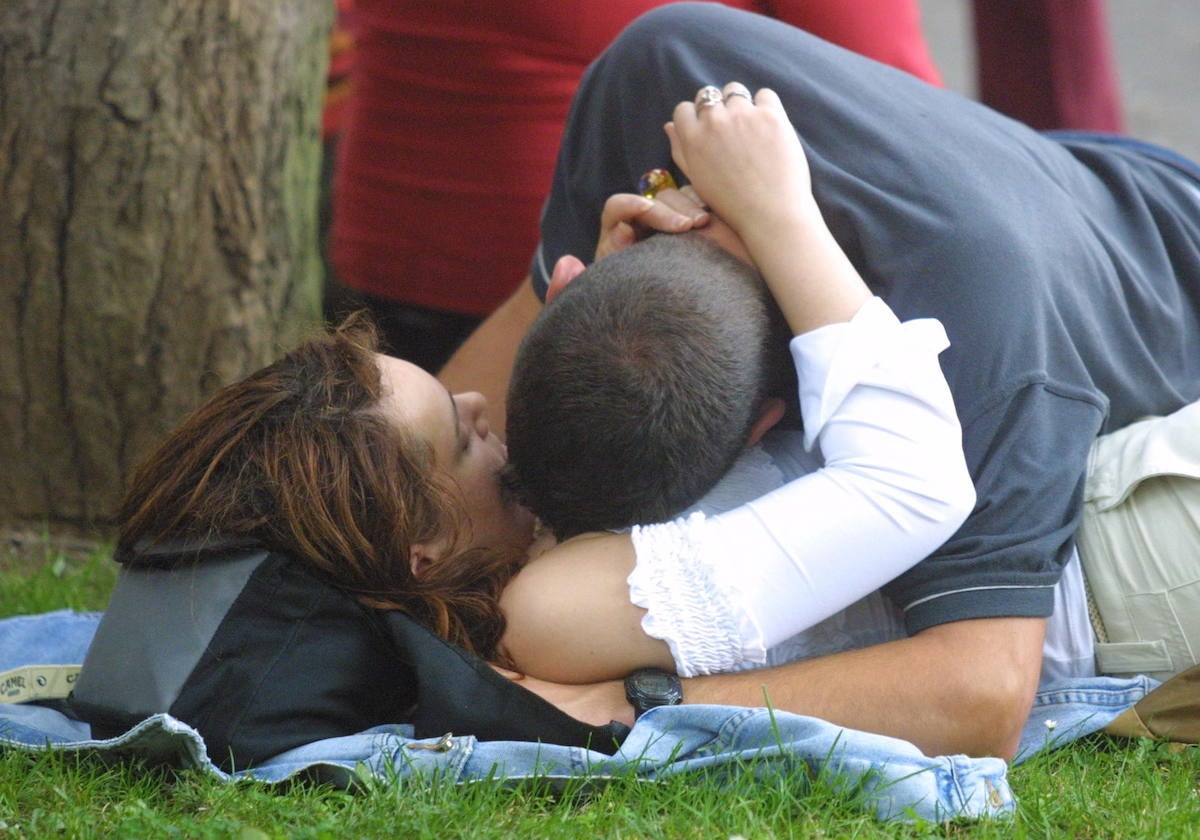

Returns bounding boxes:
[918,0,1199,161]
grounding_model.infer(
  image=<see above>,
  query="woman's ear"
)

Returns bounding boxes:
[409,536,451,578]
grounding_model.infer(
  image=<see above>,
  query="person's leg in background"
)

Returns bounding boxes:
[320,0,366,330]
[972,0,1125,132]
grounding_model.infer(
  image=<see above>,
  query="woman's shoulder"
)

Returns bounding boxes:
[499,532,672,682]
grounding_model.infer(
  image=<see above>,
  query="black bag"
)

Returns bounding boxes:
[70,536,626,771]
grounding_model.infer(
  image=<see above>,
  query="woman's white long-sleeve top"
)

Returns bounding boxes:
[628,297,976,677]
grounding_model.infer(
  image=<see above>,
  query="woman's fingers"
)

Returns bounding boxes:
[608,181,706,221]
[752,86,785,114]
[654,186,709,218]
[678,184,710,212]
[595,190,709,260]
[666,83,813,236]
[721,81,754,105]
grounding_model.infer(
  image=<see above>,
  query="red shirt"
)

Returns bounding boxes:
[332,1,942,316]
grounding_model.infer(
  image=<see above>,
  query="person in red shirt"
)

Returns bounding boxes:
[329,1,943,371]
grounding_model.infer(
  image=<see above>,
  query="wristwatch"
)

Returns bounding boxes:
[624,668,683,719]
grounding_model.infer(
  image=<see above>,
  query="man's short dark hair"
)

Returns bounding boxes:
[505,233,793,539]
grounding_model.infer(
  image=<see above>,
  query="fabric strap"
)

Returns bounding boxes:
[0,664,80,704]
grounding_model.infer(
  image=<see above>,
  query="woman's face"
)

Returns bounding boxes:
[375,354,536,561]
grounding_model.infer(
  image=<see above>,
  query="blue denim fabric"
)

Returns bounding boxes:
[1017,674,1160,762]
[0,609,99,670]
[0,701,1014,822]
[0,611,1158,822]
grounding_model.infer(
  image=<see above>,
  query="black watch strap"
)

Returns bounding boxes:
[624,668,683,719]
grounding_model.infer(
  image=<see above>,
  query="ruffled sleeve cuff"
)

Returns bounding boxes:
[628,513,768,677]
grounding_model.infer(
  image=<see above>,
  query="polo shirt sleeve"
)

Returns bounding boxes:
[886,380,1104,632]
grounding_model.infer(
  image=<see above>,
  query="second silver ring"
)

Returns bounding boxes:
[723,83,753,103]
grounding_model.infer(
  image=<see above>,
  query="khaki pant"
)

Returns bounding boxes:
[1077,400,1200,682]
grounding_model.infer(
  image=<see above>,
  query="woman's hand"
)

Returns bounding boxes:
[593,187,710,261]
[667,83,870,335]
[546,186,715,304]
[666,84,816,243]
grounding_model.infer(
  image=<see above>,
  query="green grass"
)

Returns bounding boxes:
[0,532,118,616]
[0,544,1196,839]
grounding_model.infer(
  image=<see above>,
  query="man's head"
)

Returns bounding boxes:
[504,233,793,539]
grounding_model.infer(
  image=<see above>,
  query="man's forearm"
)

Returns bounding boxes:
[533,617,1045,760]
[681,617,1045,760]
[437,277,542,441]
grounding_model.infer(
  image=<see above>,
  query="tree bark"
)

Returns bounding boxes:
[0,0,330,531]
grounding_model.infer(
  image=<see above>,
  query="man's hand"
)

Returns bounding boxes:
[492,666,634,728]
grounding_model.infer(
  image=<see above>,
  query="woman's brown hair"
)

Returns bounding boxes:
[116,313,519,656]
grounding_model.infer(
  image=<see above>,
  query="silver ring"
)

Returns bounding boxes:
[723,82,753,103]
[694,85,724,110]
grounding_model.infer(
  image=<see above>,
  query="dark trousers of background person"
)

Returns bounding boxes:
[324,279,482,375]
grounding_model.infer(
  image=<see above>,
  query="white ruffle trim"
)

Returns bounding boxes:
[629,513,764,677]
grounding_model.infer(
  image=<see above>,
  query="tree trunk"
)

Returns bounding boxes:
[0,0,330,532]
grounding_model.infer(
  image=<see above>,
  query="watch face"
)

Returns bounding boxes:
[639,672,676,694]
[628,669,683,712]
